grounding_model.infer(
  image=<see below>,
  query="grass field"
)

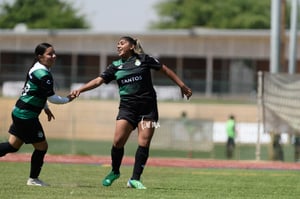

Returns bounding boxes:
[0,161,299,199]
[0,139,299,198]
[1,92,297,198]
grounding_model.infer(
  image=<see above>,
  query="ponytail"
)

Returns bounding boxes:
[133,39,144,54]
[23,57,38,89]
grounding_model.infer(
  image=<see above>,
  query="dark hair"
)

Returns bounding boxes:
[121,36,137,45]
[23,43,53,88]
[31,42,53,67]
[120,36,144,54]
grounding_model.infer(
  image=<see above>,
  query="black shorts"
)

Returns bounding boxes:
[227,137,235,147]
[8,114,46,144]
[117,100,159,129]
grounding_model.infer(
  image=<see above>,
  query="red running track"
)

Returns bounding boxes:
[1,153,300,170]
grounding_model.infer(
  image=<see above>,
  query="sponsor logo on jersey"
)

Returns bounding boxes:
[121,75,143,84]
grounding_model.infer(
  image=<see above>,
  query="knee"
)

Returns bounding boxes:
[33,141,48,151]
[113,137,126,148]
[113,142,124,148]
[138,138,151,148]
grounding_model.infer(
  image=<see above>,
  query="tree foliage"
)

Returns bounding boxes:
[0,0,89,29]
[151,0,286,29]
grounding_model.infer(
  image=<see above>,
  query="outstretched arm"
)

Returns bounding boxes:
[71,76,104,97]
[159,64,192,99]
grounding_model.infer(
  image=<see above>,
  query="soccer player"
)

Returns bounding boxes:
[226,115,237,159]
[0,43,75,186]
[71,36,192,189]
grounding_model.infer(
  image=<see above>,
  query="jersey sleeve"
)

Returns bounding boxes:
[48,94,69,104]
[145,54,162,71]
[100,64,116,84]
[40,75,55,97]
[29,71,55,97]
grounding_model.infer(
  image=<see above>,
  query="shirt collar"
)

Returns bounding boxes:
[29,62,49,75]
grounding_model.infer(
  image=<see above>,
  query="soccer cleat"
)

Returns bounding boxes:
[127,179,147,189]
[102,171,120,186]
[26,178,49,186]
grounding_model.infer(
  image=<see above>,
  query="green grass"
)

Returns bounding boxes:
[0,138,299,198]
[0,162,299,199]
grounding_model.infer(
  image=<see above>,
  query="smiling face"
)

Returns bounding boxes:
[38,47,56,68]
[117,38,135,59]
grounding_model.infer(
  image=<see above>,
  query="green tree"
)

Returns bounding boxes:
[151,0,288,29]
[0,0,89,29]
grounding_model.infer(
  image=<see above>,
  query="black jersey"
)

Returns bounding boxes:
[100,54,162,101]
[12,62,55,119]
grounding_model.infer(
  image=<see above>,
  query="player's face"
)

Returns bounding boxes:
[38,47,56,68]
[117,39,134,59]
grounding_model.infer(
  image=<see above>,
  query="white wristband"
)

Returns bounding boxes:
[48,95,69,104]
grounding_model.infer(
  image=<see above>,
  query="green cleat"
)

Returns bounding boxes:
[127,179,147,189]
[102,171,120,186]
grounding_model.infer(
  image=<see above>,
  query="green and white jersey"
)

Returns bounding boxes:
[100,54,162,101]
[12,62,55,119]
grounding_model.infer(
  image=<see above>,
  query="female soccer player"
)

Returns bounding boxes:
[71,36,192,189]
[0,42,75,186]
